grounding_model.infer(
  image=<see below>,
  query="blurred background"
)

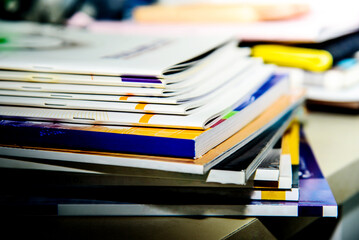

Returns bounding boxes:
[0,0,155,23]
[2,1,359,239]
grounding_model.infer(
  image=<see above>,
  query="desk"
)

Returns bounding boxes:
[304,111,359,205]
[259,110,359,239]
[2,111,359,239]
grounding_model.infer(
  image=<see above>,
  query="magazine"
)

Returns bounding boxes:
[0,93,304,173]
[0,21,232,80]
[0,88,304,159]
[0,73,288,129]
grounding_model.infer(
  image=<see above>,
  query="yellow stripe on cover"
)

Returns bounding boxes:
[261,190,286,200]
[281,130,290,156]
[281,120,300,165]
[135,103,147,110]
[119,96,129,101]
[139,114,154,123]
[289,121,300,165]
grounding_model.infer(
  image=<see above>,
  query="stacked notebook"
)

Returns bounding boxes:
[0,121,337,217]
[239,25,359,113]
[0,21,336,217]
[304,56,359,112]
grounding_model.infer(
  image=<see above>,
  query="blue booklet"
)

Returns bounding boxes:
[0,74,286,158]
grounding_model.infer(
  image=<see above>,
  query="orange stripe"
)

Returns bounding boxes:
[91,74,93,81]
[135,103,147,110]
[119,96,129,101]
[139,114,154,123]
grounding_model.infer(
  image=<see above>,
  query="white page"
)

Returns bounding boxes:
[0,81,175,96]
[0,50,256,98]
[0,40,246,88]
[0,21,232,77]
[0,70,165,88]
[0,60,272,115]
[0,90,178,104]
[162,46,250,89]
[0,96,191,115]
[0,66,286,129]
[0,58,263,109]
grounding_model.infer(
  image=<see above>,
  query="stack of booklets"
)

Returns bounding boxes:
[67,1,359,113]
[0,21,336,217]
[0,121,338,217]
[303,56,359,112]
[239,25,359,112]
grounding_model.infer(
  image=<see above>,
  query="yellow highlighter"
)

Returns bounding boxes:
[251,44,333,72]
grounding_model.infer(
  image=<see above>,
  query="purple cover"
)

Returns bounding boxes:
[248,128,337,217]
[296,128,337,216]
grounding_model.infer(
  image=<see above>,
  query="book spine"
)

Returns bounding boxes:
[0,120,196,158]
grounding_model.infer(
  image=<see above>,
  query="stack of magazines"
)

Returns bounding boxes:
[0,21,336,217]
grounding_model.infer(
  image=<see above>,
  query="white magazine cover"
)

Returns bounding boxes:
[0,41,250,88]
[0,49,256,97]
[0,21,232,79]
[0,71,289,129]
[0,59,272,115]
[0,70,164,88]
